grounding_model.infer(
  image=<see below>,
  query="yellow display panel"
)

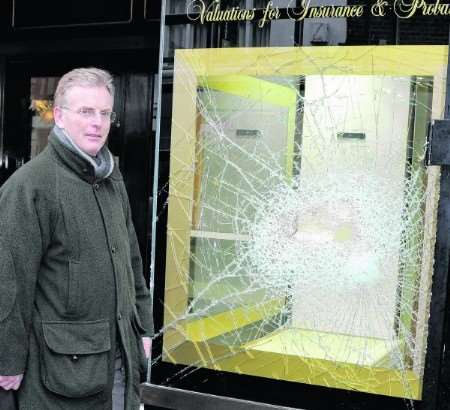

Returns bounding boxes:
[162,46,446,399]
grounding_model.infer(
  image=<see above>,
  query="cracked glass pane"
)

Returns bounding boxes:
[151,46,446,405]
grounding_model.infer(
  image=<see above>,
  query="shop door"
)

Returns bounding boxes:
[148,45,450,410]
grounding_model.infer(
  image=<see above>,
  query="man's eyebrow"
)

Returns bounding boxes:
[78,106,111,111]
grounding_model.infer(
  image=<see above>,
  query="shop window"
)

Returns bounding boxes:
[156,45,447,401]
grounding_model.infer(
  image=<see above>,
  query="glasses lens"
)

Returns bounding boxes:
[80,108,95,117]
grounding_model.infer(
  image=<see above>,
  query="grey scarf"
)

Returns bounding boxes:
[53,125,114,180]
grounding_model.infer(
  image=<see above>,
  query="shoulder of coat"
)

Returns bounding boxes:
[108,164,124,182]
[2,150,57,195]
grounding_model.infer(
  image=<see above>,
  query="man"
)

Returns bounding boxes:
[0,67,153,409]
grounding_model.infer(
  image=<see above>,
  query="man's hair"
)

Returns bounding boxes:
[54,67,114,106]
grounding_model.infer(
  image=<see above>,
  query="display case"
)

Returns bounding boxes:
[152,45,447,405]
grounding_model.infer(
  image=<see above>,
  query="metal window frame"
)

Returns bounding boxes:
[11,0,135,29]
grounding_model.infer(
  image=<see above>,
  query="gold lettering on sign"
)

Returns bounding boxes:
[287,0,363,20]
[394,0,450,18]
[187,0,450,26]
[258,1,281,28]
[286,0,310,21]
[308,4,364,18]
[188,0,255,23]
[371,0,389,16]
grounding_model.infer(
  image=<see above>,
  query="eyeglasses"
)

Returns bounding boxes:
[60,106,117,123]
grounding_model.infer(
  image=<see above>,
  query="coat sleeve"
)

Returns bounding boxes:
[120,183,155,337]
[0,175,51,375]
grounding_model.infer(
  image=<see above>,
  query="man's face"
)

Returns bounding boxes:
[53,85,114,156]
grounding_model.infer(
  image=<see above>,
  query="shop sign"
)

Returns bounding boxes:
[188,0,450,28]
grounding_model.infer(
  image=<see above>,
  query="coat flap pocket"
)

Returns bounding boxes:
[42,319,111,355]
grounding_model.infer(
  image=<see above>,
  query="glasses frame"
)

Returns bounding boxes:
[59,105,117,124]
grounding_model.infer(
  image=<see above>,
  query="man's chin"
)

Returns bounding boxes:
[81,145,102,157]
[80,140,106,157]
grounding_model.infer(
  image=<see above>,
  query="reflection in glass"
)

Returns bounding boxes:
[29,77,59,159]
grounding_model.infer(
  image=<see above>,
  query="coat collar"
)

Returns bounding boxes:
[47,129,121,184]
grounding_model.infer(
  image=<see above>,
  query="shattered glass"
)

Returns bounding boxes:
[150,46,445,405]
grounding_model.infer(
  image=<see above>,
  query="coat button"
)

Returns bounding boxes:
[111,246,117,254]
[71,355,79,361]
[93,183,100,190]
[117,313,122,320]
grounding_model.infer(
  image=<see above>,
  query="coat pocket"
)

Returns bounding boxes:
[41,319,111,398]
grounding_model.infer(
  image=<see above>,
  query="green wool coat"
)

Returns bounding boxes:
[0,131,154,409]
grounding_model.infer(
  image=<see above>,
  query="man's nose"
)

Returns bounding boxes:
[90,112,103,126]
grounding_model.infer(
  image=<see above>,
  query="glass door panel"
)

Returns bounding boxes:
[161,46,447,400]
[29,77,59,158]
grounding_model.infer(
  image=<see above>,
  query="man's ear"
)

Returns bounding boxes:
[53,106,64,128]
